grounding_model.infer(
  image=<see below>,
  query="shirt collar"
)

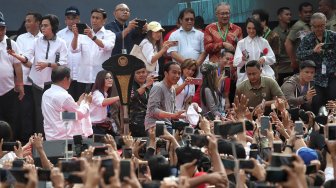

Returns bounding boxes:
[94,26,106,34]
[0,35,7,44]
[247,77,265,90]
[178,26,196,33]
[28,31,43,38]
[246,35,258,43]
[43,35,57,41]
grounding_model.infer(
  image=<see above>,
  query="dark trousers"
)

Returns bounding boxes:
[18,85,35,143]
[68,80,82,101]
[312,77,336,114]
[31,84,51,136]
[0,89,19,139]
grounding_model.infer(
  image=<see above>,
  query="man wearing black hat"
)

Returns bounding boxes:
[281,60,316,111]
[57,6,82,100]
[0,12,24,139]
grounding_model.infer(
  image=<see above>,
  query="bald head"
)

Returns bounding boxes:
[114,3,130,23]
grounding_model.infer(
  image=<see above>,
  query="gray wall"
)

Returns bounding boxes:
[1,0,318,31]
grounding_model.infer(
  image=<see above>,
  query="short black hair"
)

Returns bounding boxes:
[194,15,204,30]
[91,8,107,19]
[41,14,59,34]
[26,12,42,23]
[252,9,269,25]
[299,2,313,12]
[277,7,290,15]
[163,61,179,73]
[148,155,171,180]
[246,60,261,69]
[178,8,195,21]
[300,60,316,70]
[246,17,263,37]
[51,66,71,83]
[0,121,12,141]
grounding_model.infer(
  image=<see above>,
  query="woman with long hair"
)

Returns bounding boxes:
[90,70,119,135]
[175,59,198,110]
[140,21,174,75]
[233,17,275,86]
[200,63,223,119]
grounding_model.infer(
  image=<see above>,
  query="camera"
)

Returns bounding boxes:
[172,121,189,132]
[266,167,288,182]
[73,135,88,157]
[37,168,51,181]
[270,153,295,167]
[59,159,81,172]
[2,141,19,151]
[155,121,165,137]
[176,145,202,165]
[184,126,194,135]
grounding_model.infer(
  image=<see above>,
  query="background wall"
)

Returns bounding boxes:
[1,0,318,31]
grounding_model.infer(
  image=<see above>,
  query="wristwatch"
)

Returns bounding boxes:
[91,36,97,41]
[47,63,51,67]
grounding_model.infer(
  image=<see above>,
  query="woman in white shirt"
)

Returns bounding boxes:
[233,17,275,86]
[140,21,174,75]
[175,59,198,110]
[90,70,119,135]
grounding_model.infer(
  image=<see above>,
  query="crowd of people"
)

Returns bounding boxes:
[1,0,336,187]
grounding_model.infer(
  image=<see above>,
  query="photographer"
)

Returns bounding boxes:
[297,12,336,114]
[281,60,316,111]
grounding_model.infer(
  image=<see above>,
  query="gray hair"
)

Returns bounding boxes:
[215,2,230,12]
[310,12,327,23]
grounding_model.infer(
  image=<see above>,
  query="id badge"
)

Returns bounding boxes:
[322,63,326,74]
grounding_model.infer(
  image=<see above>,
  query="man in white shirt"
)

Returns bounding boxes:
[42,66,92,140]
[168,8,207,72]
[0,13,24,140]
[71,8,115,88]
[57,6,82,101]
[13,12,43,142]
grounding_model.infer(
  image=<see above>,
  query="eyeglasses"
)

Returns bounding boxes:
[184,18,194,22]
[116,8,130,12]
[105,77,113,80]
[217,12,230,16]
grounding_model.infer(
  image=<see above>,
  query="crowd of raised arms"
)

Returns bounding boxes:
[1,1,336,187]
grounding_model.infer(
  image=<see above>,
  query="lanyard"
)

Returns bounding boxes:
[263,28,271,39]
[315,30,328,44]
[217,22,229,42]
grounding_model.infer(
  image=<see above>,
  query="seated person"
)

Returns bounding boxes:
[236,60,285,111]
[281,60,316,111]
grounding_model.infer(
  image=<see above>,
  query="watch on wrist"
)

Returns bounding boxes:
[48,63,51,67]
[92,36,97,41]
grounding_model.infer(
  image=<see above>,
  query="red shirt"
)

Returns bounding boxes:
[204,22,243,62]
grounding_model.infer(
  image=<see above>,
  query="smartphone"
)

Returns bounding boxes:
[309,81,314,89]
[288,108,300,121]
[239,159,254,169]
[138,161,148,179]
[326,124,336,140]
[67,174,82,183]
[93,146,108,156]
[12,159,24,168]
[273,141,282,153]
[190,78,202,85]
[123,148,133,159]
[76,23,87,34]
[84,84,92,94]
[306,164,317,174]
[60,111,77,121]
[155,121,165,137]
[6,38,12,50]
[270,153,295,167]
[135,19,146,31]
[228,122,244,135]
[9,169,29,183]
[294,121,304,137]
[266,167,288,182]
[213,120,222,135]
[260,116,270,135]
[184,126,194,135]
[2,141,18,151]
[59,160,81,172]
[93,134,105,143]
[190,134,209,148]
[224,66,231,78]
[37,169,51,181]
[119,160,131,181]
[222,158,235,170]
[101,159,114,184]
[249,149,259,159]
